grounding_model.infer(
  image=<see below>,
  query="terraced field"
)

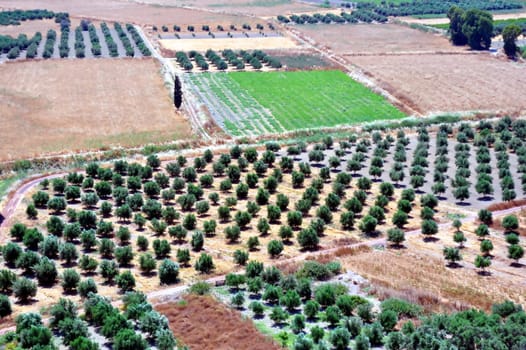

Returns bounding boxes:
[187,70,405,137]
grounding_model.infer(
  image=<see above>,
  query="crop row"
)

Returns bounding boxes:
[176,49,281,71]
[356,0,522,17]
[114,22,135,57]
[100,22,119,57]
[126,24,151,56]
[1,22,145,60]
[58,20,70,58]
[277,10,387,25]
[0,9,56,26]
[74,26,86,58]
[0,292,178,350]
[87,24,101,57]
[155,22,274,33]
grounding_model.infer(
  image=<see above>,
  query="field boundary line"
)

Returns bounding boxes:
[134,25,213,141]
[285,26,422,117]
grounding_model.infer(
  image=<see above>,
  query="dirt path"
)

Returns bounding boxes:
[134,25,213,142]
[0,173,65,230]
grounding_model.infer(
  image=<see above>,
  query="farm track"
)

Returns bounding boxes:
[134,25,212,142]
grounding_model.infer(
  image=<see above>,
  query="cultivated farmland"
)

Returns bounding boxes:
[295,23,466,55]
[188,70,405,136]
[349,54,526,114]
[0,59,192,161]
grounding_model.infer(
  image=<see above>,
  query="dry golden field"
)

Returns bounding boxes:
[0,59,192,161]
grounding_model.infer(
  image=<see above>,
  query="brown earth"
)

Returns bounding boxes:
[348,54,526,114]
[295,23,467,55]
[0,0,253,27]
[338,214,526,313]
[123,0,316,16]
[0,58,192,161]
[156,294,283,350]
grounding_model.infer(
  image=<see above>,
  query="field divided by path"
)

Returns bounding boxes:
[188,70,405,137]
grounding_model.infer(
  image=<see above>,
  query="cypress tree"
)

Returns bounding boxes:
[174,75,183,109]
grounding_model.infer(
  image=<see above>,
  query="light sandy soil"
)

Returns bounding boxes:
[0,18,59,36]
[160,36,299,51]
[400,11,526,25]
[295,23,467,55]
[0,58,192,161]
[348,54,526,114]
[0,0,252,27]
[124,0,316,16]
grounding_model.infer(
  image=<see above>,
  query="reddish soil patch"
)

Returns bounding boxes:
[349,54,526,114]
[296,23,466,55]
[0,0,251,27]
[156,295,282,350]
[0,58,192,161]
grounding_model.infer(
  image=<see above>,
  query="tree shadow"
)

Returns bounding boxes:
[510,262,524,268]
[389,244,406,250]
[446,262,462,269]
[249,293,261,300]
[455,201,471,207]
[423,236,440,243]
[477,270,492,276]
[477,196,494,202]
[253,313,265,320]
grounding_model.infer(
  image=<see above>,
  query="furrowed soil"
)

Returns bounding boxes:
[0,58,192,161]
[349,54,526,114]
[401,11,526,25]
[0,0,251,27]
[156,294,283,350]
[295,23,466,55]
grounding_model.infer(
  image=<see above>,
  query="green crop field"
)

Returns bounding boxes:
[188,70,405,137]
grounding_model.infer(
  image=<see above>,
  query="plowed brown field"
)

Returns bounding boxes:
[0,58,192,161]
[349,54,526,114]
[296,23,466,55]
[156,295,283,350]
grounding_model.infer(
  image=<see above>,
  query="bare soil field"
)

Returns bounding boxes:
[349,54,526,114]
[124,0,316,16]
[156,294,282,350]
[160,36,299,51]
[0,58,192,161]
[0,0,251,27]
[0,18,59,36]
[295,23,467,55]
